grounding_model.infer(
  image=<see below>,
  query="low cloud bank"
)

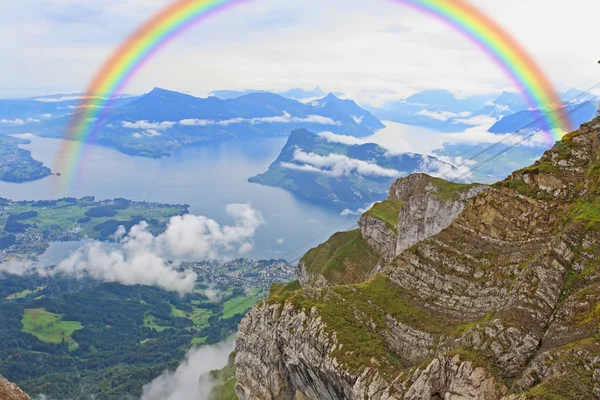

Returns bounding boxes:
[1,117,40,125]
[340,202,377,216]
[0,204,264,294]
[417,109,471,121]
[281,148,401,178]
[122,120,176,130]
[179,111,342,127]
[141,340,235,400]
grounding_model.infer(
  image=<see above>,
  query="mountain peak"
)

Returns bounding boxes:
[145,87,194,99]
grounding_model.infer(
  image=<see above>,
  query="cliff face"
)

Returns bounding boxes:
[0,376,30,400]
[234,118,600,399]
[297,174,487,287]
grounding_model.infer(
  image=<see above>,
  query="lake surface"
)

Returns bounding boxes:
[1,122,455,262]
[0,134,359,261]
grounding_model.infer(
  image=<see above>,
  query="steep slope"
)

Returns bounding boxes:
[0,376,30,400]
[296,173,487,287]
[234,117,600,399]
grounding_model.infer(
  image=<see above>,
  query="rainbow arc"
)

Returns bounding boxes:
[57,0,571,194]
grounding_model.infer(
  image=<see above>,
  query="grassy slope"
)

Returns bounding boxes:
[222,289,265,319]
[364,199,405,233]
[21,308,83,350]
[208,352,238,400]
[300,229,379,285]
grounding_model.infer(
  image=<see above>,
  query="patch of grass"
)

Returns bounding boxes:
[269,280,301,296]
[221,294,263,319]
[171,306,188,318]
[21,308,83,349]
[449,312,494,337]
[363,200,405,233]
[430,178,481,201]
[208,352,237,400]
[143,314,171,332]
[523,363,596,400]
[500,179,554,200]
[6,285,46,300]
[300,229,379,285]
[190,307,213,328]
[568,198,600,229]
[192,337,207,345]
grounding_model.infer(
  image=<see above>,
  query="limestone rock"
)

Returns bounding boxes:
[235,118,600,399]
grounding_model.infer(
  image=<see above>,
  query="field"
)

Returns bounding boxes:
[221,289,265,319]
[0,198,187,238]
[0,197,189,261]
[6,285,46,300]
[21,308,83,350]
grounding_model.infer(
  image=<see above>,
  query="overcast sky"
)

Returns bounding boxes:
[0,0,598,104]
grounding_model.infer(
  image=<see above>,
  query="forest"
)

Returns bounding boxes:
[0,271,262,399]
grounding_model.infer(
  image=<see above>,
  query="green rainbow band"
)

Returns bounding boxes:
[58,0,570,195]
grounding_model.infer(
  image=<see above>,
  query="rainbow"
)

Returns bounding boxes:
[58,0,571,193]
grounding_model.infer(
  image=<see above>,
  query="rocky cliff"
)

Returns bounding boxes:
[0,376,30,400]
[297,174,487,287]
[234,117,600,399]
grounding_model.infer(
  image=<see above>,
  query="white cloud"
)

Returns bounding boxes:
[0,260,33,275]
[340,202,377,216]
[204,284,222,302]
[417,109,471,122]
[276,238,284,245]
[141,340,235,400]
[416,156,474,181]
[41,113,52,118]
[281,148,401,178]
[0,204,265,294]
[122,120,176,130]
[34,95,101,103]
[180,118,213,126]
[318,131,365,146]
[453,115,499,125]
[0,0,598,105]
[132,129,162,138]
[0,118,24,125]
[179,111,341,127]
[352,115,363,124]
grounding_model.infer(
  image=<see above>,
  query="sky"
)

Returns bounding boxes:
[0,0,599,105]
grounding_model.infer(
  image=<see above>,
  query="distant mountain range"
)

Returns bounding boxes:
[1,88,384,158]
[209,87,343,101]
[365,88,598,134]
[248,129,456,209]
[0,94,135,122]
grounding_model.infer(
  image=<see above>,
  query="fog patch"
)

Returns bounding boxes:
[141,340,235,400]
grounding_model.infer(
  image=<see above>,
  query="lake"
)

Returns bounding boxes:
[0,122,458,262]
[0,134,358,262]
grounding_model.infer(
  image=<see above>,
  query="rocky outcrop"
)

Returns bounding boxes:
[236,117,600,399]
[392,176,488,255]
[298,174,488,287]
[0,376,30,400]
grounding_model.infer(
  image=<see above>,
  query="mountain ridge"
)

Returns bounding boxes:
[230,116,600,399]
[248,128,458,209]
